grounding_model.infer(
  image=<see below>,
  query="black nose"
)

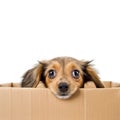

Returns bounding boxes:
[58,82,69,92]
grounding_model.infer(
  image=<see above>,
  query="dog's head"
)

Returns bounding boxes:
[21,57,105,99]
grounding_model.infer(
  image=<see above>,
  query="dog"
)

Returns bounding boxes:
[21,57,105,99]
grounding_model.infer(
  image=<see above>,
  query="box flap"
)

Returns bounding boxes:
[0,88,85,120]
[84,88,120,120]
[0,88,11,120]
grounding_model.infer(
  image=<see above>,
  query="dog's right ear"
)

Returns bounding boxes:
[81,60,105,88]
[21,62,47,88]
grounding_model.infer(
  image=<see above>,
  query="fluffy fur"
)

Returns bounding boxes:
[21,57,105,99]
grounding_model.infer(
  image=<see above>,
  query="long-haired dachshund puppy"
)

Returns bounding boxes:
[21,57,105,99]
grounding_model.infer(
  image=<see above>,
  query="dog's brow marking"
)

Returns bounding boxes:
[63,58,66,75]
[62,60,65,74]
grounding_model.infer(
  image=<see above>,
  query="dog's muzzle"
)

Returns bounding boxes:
[58,82,69,93]
[55,82,77,99]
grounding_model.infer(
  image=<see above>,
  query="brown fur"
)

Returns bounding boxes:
[21,57,105,99]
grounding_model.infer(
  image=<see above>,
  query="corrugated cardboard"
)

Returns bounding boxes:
[0,81,120,120]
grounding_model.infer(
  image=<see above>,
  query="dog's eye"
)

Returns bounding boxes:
[72,70,80,79]
[48,69,56,79]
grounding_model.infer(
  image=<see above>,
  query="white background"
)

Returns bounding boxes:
[0,0,120,84]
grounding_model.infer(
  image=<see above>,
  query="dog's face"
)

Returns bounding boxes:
[44,58,84,99]
[21,57,105,99]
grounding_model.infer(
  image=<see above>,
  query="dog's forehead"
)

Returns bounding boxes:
[49,57,81,65]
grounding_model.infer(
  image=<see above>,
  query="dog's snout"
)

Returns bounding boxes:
[58,82,69,92]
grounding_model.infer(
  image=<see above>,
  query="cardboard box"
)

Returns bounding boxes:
[0,81,120,120]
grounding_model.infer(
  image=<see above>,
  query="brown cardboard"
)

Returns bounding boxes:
[0,81,120,120]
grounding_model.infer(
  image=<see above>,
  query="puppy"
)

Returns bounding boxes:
[21,57,105,99]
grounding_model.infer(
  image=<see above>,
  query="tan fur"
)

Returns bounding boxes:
[21,57,105,99]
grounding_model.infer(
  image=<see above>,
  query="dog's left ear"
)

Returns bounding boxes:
[21,61,47,88]
[82,61,105,88]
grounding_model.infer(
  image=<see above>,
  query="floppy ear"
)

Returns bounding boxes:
[21,62,46,88]
[82,61,105,88]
